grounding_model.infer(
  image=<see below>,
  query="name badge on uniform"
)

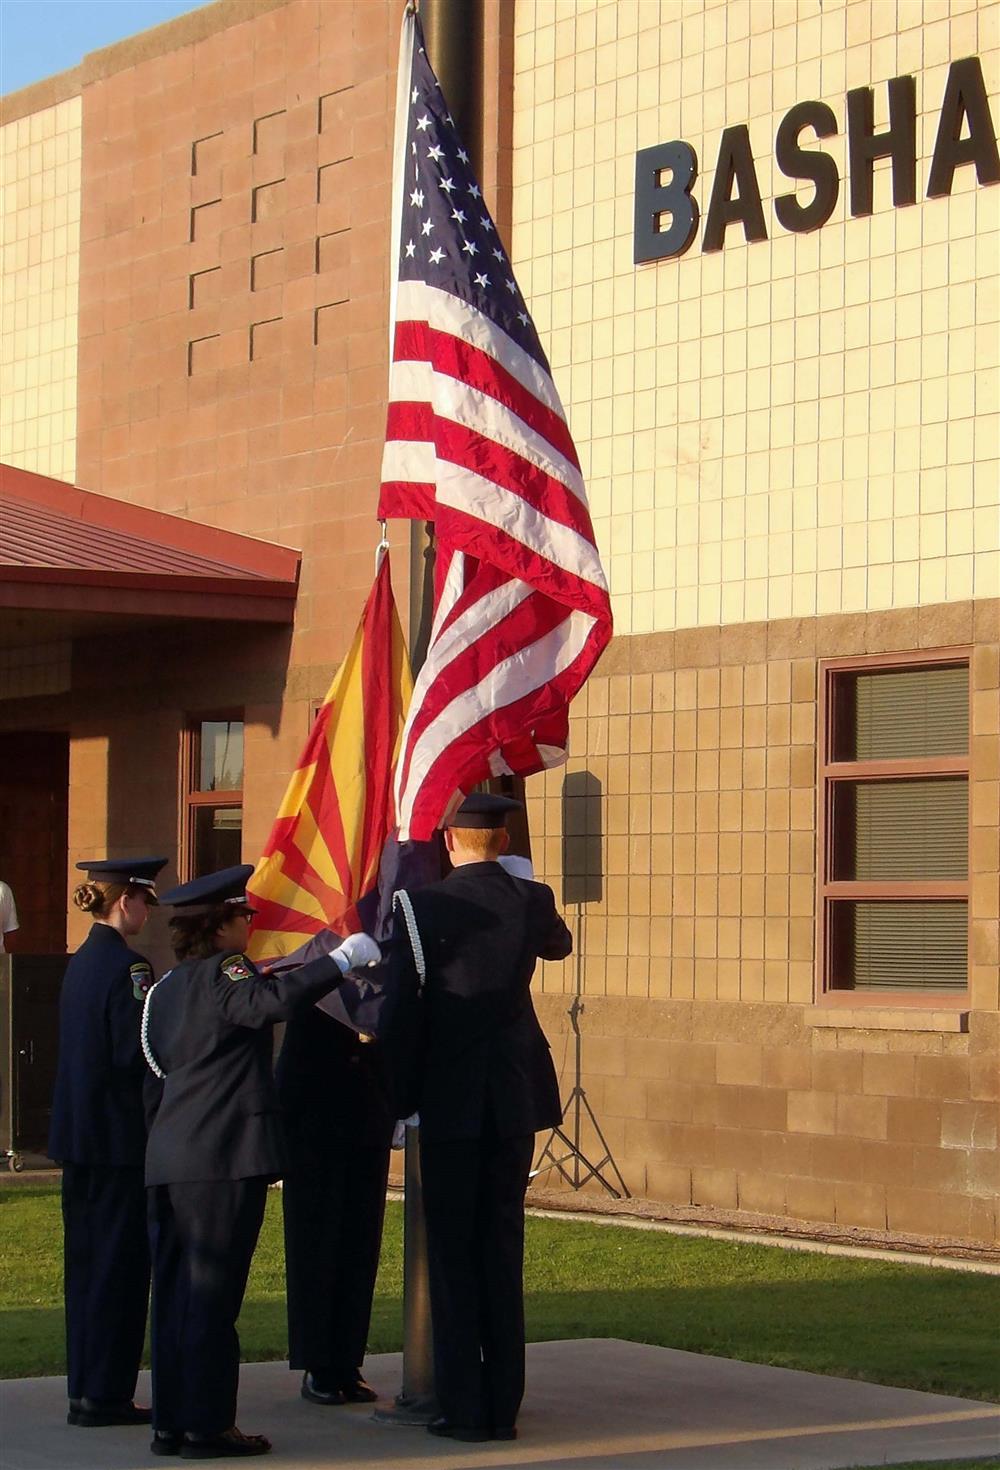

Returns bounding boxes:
[130,961,154,1000]
[221,955,252,983]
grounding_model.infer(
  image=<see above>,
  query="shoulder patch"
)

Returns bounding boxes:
[130,961,154,1000]
[221,954,253,983]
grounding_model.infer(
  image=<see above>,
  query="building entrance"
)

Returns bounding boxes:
[0,732,69,954]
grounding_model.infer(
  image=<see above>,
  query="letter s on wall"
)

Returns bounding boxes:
[774,100,840,233]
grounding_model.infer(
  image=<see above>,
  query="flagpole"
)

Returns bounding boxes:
[379,0,486,1427]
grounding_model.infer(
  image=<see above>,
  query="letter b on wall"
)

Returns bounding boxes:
[634,141,700,262]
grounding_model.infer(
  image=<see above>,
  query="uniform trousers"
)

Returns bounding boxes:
[62,1162,149,1404]
[147,1178,268,1436]
[283,1142,390,1378]
[419,1130,534,1431]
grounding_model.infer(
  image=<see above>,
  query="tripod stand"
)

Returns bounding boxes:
[532,907,630,1199]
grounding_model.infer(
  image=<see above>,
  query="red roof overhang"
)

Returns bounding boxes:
[0,463,300,624]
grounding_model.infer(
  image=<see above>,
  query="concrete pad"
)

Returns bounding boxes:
[1,1340,998,1470]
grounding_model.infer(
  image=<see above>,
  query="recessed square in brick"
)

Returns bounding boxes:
[189,266,221,309]
[316,229,349,277]
[252,179,284,223]
[251,248,284,291]
[253,110,286,155]
[191,131,224,176]
[314,299,348,346]
[250,317,282,360]
[318,87,352,135]
[317,159,350,205]
[188,334,221,375]
[190,199,222,242]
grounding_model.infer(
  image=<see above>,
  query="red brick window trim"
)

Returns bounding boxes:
[817,649,971,1006]
[181,715,244,881]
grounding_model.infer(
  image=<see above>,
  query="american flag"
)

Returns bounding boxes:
[379,8,612,842]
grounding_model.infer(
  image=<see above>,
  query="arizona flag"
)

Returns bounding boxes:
[247,554,411,959]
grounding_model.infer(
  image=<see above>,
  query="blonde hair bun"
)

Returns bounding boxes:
[73,882,102,913]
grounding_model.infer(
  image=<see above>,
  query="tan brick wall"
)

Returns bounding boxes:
[530,598,1000,1243]
[512,0,1000,636]
[533,996,999,1241]
[0,96,81,480]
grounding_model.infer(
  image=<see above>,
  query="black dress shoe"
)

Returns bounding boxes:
[427,1416,492,1442]
[151,1430,183,1456]
[339,1375,378,1403]
[299,1372,346,1406]
[73,1398,153,1427]
[493,1426,518,1440]
[66,1400,82,1426]
[180,1428,271,1458]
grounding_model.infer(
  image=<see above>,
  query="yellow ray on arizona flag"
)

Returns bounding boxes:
[247,555,411,959]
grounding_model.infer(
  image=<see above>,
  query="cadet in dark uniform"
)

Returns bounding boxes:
[48,856,167,1428]
[391,794,572,1442]
[142,865,381,1460]
[276,1011,394,1405]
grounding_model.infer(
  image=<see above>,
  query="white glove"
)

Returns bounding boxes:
[331,932,381,974]
[391,1114,420,1148]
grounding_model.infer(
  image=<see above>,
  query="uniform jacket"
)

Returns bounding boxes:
[143,949,346,1186]
[48,922,154,1167]
[395,862,572,1140]
[275,1007,395,1156]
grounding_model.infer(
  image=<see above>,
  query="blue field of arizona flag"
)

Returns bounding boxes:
[379,6,612,842]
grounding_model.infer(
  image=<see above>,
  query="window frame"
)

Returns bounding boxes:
[816,648,972,1009]
[180,713,245,881]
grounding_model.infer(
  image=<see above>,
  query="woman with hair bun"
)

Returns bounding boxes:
[48,856,167,1429]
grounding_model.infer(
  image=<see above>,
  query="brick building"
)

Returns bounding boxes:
[1,0,998,1243]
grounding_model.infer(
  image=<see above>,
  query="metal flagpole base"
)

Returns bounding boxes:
[371,1391,439,1427]
[372,1130,438,1428]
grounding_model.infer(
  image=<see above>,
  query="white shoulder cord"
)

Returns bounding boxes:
[392,890,426,996]
[140,971,170,1080]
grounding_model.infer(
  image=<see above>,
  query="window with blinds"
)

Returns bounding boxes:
[821,657,969,996]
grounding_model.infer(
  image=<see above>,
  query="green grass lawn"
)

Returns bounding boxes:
[3,1184,999,1408]
[839,1463,1000,1470]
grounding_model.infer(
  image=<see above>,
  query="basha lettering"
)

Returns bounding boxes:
[634,56,1000,264]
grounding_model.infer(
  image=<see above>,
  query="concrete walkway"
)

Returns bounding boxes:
[2,1340,998,1470]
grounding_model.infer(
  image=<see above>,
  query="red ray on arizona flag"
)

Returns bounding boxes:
[379,8,612,842]
[246,555,412,959]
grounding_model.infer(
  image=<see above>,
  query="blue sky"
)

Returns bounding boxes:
[1,0,204,95]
